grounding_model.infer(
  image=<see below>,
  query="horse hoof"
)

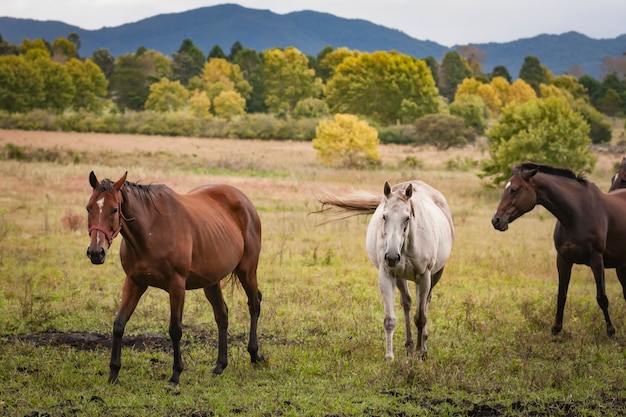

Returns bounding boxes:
[252,354,265,364]
[551,325,562,336]
[607,326,616,337]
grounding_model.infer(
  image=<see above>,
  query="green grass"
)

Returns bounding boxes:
[1,136,626,416]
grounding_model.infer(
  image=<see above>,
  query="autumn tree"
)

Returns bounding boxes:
[263,47,320,115]
[193,57,251,101]
[312,114,381,168]
[144,78,189,112]
[326,51,440,125]
[213,90,246,118]
[457,45,486,77]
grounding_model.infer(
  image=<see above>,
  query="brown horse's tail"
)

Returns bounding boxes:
[311,189,382,223]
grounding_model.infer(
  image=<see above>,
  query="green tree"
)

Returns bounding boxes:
[438,51,471,102]
[65,58,108,112]
[518,55,550,94]
[312,114,381,168]
[0,34,19,55]
[91,48,115,79]
[144,78,189,112]
[232,47,266,113]
[491,65,512,82]
[292,98,330,119]
[208,45,226,60]
[326,51,440,125]
[263,47,319,115]
[109,53,149,110]
[481,97,595,185]
[228,41,243,61]
[26,49,74,112]
[0,55,44,112]
[172,39,205,85]
[139,50,172,83]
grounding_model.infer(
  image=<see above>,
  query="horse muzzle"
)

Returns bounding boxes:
[87,245,107,264]
[384,251,401,268]
[491,214,509,231]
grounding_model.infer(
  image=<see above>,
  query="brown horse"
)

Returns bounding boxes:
[608,157,626,191]
[86,171,264,384]
[491,163,626,336]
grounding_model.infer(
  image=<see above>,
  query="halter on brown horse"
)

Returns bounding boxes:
[492,163,626,336]
[86,171,264,384]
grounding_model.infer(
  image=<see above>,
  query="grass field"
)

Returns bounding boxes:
[1,128,626,416]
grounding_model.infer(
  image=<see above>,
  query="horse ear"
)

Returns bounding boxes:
[383,181,391,197]
[89,171,99,189]
[113,172,128,191]
[405,184,413,199]
[521,168,538,181]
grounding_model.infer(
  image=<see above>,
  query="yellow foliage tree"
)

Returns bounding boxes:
[312,114,381,168]
[476,83,502,116]
[188,89,212,117]
[454,78,483,101]
[507,79,537,105]
[213,90,246,119]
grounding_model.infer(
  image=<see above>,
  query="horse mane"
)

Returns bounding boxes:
[519,162,588,184]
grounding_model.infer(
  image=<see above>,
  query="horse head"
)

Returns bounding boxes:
[491,164,539,231]
[381,180,413,268]
[86,171,127,264]
[609,157,626,192]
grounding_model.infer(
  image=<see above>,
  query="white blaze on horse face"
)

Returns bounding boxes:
[505,181,511,190]
[95,197,105,245]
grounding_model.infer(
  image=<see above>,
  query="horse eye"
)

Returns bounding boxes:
[86,206,90,213]
[110,207,118,215]
[382,215,386,221]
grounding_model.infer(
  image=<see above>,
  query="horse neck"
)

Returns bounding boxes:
[533,173,596,226]
[119,185,161,249]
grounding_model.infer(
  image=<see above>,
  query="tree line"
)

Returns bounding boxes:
[1,32,625,123]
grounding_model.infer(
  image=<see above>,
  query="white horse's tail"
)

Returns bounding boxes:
[312,189,382,222]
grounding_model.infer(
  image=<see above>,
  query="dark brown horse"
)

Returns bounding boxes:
[491,163,626,336]
[608,157,626,191]
[86,171,264,384]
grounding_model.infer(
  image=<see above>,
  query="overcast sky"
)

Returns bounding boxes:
[2,0,626,47]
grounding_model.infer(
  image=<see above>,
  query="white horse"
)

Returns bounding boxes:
[315,180,454,359]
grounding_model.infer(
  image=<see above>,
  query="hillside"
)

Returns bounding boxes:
[1,3,625,79]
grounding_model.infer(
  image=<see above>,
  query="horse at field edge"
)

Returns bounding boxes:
[491,162,626,336]
[315,180,454,359]
[86,171,264,384]
[608,157,626,192]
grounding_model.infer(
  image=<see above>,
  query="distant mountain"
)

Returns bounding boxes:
[1,3,625,80]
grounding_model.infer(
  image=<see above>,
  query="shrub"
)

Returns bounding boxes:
[312,114,381,168]
[292,98,330,119]
[61,210,83,232]
[413,114,476,149]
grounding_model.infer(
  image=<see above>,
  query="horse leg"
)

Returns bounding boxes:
[167,283,186,384]
[589,254,614,337]
[204,284,230,374]
[109,276,147,383]
[395,279,413,355]
[379,269,396,360]
[235,267,264,364]
[414,271,432,360]
[616,267,626,301]
[552,254,573,335]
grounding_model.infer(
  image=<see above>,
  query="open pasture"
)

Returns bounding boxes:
[1,129,626,416]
